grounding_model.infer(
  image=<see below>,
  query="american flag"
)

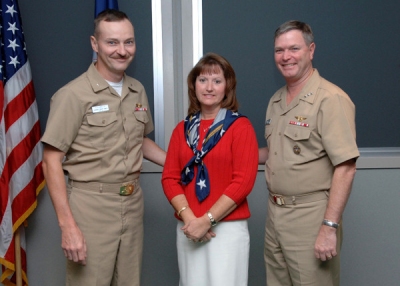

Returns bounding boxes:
[0,0,45,284]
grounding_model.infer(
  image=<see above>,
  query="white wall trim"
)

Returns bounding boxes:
[356,147,400,169]
[151,0,202,151]
[192,0,203,65]
[151,0,165,149]
[143,147,400,173]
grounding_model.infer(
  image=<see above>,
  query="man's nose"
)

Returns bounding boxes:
[117,44,127,55]
[282,50,291,60]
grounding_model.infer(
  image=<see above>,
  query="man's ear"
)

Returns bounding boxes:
[309,42,315,60]
[90,35,98,53]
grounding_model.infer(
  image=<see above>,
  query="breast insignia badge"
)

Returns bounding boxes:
[293,145,301,155]
[295,116,307,122]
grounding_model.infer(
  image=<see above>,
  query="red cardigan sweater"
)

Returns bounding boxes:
[161,116,259,221]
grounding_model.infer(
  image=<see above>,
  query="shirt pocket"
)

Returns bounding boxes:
[283,125,312,162]
[86,112,118,149]
[123,110,150,151]
[132,110,149,136]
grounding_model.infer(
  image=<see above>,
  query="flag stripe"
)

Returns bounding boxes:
[0,198,12,255]
[0,83,4,123]
[0,122,41,220]
[1,121,41,183]
[3,61,32,105]
[5,97,39,154]
[5,81,35,133]
[11,142,43,221]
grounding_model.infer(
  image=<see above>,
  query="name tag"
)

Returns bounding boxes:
[92,105,109,113]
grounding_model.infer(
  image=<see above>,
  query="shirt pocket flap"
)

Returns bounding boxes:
[284,125,311,141]
[87,112,117,127]
[133,111,149,124]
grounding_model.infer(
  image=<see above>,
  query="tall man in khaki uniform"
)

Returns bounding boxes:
[259,20,359,286]
[41,9,166,286]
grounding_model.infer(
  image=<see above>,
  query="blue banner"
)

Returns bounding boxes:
[95,0,119,17]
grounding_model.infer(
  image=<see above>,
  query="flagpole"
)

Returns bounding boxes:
[14,227,22,286]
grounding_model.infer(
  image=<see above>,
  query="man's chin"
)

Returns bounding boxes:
[280,69,299,78]
[112,64,130,73]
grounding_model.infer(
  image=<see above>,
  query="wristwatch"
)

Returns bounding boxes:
[322,219,339,229]
[207,211,217,227]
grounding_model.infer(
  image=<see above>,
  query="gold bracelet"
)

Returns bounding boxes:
[177,206,188,217]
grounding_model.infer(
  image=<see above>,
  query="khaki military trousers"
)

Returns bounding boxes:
[66,179,144,286]
[264,194,342,286]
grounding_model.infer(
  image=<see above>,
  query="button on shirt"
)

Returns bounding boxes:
[264,69,359,196]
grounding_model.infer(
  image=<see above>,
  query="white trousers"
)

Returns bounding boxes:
[176,220,250,286]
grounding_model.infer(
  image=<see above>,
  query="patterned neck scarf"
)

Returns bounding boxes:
[181,108,243,202]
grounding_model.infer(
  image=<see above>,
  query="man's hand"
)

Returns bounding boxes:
[314,225,337,261]
[61,224,87,265]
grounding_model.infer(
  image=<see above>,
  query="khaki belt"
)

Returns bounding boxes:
[269,191,328,206]
[68,178,139,196]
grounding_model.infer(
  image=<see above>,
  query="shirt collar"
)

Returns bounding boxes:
[87,63,139,95]
[297,68,320,104]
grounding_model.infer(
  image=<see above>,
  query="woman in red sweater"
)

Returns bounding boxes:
[161,53,258,285]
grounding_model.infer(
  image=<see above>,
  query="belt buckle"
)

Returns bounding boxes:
[273,195,285,206]
[119,183,134,196]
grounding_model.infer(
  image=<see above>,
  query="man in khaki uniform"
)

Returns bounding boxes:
[41,9,165,286]
[259,20,359,286]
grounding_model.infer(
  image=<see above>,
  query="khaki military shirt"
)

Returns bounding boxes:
[264,69,359,196]
[42,63,154,183]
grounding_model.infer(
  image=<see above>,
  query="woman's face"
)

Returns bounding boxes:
[195,65,226,115]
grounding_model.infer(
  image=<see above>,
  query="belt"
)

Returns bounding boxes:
[68,178,139,196]
[269,191,328,206]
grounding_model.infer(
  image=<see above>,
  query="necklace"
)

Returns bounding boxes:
[200,118,213,133]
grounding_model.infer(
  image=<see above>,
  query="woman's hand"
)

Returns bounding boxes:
[200,229,216,243]
[182,214,215,242]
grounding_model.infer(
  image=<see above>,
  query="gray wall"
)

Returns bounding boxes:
[203,0,400,148]
[11,0,400,285]
[19,0,155,140]
[25,169,400,285]
[21,1,400,147]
